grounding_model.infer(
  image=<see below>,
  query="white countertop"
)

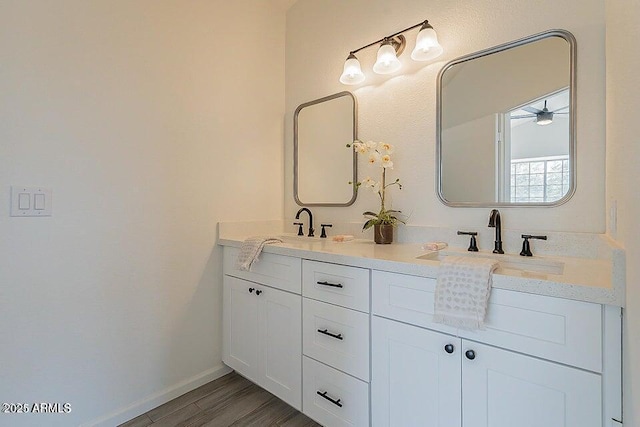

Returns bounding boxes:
[218,225,625,307]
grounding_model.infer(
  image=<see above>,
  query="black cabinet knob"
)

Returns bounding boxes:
[248,287,254,293]
[256,290,262,296]
[444,344,455,354]
[465,350,476,360]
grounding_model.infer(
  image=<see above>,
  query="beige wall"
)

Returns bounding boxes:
[0,1,285,425]
[285,0,606,232]
[606,0,640,423]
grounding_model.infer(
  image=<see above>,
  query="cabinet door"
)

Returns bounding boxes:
[223,276,259,380]
[371,316,462,427]
[258,284,302,410]
[462,341,601,427]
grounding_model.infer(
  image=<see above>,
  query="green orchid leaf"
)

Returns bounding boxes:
[363,219,379,230]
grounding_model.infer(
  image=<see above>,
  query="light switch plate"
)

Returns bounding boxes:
[10,186,52,217]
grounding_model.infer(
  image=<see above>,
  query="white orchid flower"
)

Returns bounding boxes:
[360,176,381,194]
[365,140,378,151]
[378,142,394,154]
[368,151,381,165]
[352,142,368,154]
[381,154,394,169]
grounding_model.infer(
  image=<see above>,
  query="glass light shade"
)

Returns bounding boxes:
[536,113,553,126]
[373,42,401,75]
[339,54,365,85]
[411,26,444,61]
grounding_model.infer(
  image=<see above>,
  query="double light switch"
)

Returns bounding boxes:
[11,186,52,216]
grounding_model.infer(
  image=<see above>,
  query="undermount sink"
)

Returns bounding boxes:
[416,250,565,275]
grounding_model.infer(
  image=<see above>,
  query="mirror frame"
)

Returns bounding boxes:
[436,29,577,207]
[294,91,358,207]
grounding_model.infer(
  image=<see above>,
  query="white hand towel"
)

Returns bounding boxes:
[236,236,283,271]
[433,256,498,330]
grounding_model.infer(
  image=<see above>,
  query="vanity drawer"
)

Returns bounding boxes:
[371,270,457,335]
[303,356,369,427]
[302,260,369,312]
[303,298,370,381]
[460,289,603,372]
[372,270,603,372]
[224,246,302,294]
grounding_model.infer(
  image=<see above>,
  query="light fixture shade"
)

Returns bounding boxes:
[411,23,444,61]
[373,41,402,75]
[536,112,553,125]
[339,53,365,85]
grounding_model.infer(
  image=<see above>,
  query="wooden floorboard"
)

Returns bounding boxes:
[118,372,321,427]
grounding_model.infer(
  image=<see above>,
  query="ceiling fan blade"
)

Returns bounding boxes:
[511,114,536,119]
[553,105,570,112]
[522,106,542,114]
[554,112,569,115]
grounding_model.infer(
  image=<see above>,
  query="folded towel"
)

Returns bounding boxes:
[332,235,354,242]
[433,256,498,330]
[422,241,448,251]
[236,236,283,271]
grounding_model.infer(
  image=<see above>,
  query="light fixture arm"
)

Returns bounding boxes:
[349,20,430,55]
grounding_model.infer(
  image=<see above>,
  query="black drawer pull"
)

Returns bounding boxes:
[248,288,254,293]
[317,328,343,340]
[317,281,343,288]
[317,390,342,407]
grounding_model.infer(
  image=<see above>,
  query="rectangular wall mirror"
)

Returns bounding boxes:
[437,30,576,207]
[294,91,357,206]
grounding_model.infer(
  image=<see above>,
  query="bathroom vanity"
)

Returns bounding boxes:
[219,224,623,427]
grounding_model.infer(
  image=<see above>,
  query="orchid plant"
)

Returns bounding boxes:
[348,140,405,230]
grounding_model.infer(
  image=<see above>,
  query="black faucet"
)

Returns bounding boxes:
[295,208,314,237]
[488,209,504,254]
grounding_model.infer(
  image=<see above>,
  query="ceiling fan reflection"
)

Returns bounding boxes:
[511,100,569,126]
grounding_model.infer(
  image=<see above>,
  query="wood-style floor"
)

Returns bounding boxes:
[118,372,322,427]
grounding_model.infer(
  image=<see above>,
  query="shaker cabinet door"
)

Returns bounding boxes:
[258,284,302,410]
[371,316,462,427]
[223,276,260,380]
[462,341,602,427]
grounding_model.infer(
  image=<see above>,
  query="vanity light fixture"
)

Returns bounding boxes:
[339,19,443,85]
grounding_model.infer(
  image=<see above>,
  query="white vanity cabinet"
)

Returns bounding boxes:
[371,270,617,427]
[220,243,622,427]
[222,248,303,410]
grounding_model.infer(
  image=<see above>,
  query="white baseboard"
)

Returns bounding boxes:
[83,363,233,427]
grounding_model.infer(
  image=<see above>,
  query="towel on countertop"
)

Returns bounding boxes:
[433,256,498,330]
[332,235,355,242]
[236,236,283,271]
[422,241,448,251]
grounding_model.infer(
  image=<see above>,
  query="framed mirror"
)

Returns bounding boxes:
[437,30,576,207]
[294,91,358,206]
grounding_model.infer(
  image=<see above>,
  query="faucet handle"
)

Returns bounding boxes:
[457,231,479,252]
[293,222,304,236]
[320,224,333,238]
[520,234,547,256]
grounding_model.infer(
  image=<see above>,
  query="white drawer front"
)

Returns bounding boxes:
[224,246,302,294]
[371,270,457,335]
[373,270,603,372]
[302,260,369,312]
[460,289,602,372]
[303,298,370,381]
[303,356,369,427]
